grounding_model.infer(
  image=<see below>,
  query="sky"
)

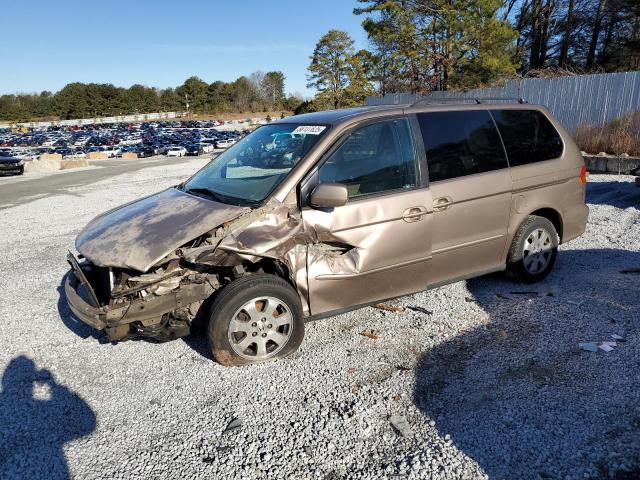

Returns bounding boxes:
[1,0,369,98]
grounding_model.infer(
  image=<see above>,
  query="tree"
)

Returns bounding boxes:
[230,76,255,112]
[262,71,286,110]
[558,0,575,67]
[0,70,292,122]
[294,100,317,115]
[307,30,355,109]
[307,30,375,109]
[206,81,231,112]
[502,0,639,72]
[342,50,376,105]
[355,0,519,92]
[176,76,209,113]
[159,88,182,111]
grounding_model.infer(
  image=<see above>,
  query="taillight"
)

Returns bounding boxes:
[579,164,588,184]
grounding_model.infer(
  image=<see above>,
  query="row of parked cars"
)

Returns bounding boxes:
[0,120,246,175]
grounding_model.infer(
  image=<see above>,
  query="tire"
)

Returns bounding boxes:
[507,215,559,283]
[207,274,304,366]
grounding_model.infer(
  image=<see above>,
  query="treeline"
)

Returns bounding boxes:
[305,0,640,109]
[0,71,303,122]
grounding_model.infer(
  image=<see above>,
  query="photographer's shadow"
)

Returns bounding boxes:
[415,248,640,479]
[0,355,96,479]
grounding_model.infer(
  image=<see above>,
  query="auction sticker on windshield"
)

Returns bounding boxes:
[292,125,326,135]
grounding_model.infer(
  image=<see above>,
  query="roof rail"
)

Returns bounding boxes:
[409,97,527,108]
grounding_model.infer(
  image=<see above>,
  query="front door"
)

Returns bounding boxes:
[301,117,434,315]
[415,109,512,284]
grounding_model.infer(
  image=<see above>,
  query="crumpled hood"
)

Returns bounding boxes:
[76,187,247,271]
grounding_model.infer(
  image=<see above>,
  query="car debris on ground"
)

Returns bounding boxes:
[373,303,406,313]
[360,329,380,340]
[390,415,412,438]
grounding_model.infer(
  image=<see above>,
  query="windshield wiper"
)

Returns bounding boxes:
[183,186,254,206]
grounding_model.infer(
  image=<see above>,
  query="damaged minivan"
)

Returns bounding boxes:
[65,101,589,365]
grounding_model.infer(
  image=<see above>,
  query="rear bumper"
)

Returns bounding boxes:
[563,203,590,243]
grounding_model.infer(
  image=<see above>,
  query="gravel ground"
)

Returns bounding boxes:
[0,164,638,480]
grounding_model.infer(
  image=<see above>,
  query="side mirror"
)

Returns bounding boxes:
[309,183,348,208]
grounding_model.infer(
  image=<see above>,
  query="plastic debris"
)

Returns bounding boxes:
[406,306,433,315]
[611,334,626,342]
[223,417,242,434]
[373,303,405,313]
[580,340,622,353]
[390,415,412,438]
[579,342,599,352]
[360,329,380,340]
[620,268,640,274]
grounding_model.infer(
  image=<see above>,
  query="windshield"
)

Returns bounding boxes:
[183,123,327,205]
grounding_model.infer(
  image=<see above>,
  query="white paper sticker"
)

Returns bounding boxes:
[292,125,326,135]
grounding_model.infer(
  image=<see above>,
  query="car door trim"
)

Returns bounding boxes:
[431,234,505,255]
[512,177,570,194]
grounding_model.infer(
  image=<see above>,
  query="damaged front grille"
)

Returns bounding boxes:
[87,265,112,305]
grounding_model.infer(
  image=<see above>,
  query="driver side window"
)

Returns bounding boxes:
[318,118,418,199]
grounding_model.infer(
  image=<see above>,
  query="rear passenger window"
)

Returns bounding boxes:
[417,110,507,182]
[318,118,417,198]
[491,110,563,166]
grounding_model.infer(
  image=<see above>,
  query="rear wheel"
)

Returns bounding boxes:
[207,274,304,366]
[507,215,558,283]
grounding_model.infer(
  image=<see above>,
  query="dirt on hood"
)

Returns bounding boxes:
[75,187,247,271]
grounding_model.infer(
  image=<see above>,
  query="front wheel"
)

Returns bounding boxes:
[507,215,559,283]
[207,274,304,366]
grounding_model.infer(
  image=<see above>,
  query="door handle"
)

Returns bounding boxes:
[402,206,428,222]
[433,196,453,211]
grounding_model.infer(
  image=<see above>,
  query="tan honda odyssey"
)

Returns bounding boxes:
[65,101,589,365]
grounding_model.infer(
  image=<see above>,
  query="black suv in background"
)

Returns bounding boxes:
[0,150,24,176]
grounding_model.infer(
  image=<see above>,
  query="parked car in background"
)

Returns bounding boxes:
[0,150,25,175]
[167,146,187,157]
[66,150,87,159]
[102,147,121,157]
[215,138,234,149]
[199,143,214,154]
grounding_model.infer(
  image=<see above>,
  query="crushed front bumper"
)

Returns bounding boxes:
[64,252,216,336]
[65,271,108,330]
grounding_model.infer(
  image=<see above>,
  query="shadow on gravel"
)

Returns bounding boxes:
[586,180,640,208]
[0,355,96,479]
[415,248,640,479]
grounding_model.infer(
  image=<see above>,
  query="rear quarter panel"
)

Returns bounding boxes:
[499,106,588,262]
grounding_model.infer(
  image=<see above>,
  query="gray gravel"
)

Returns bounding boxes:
[0,163,638,480]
